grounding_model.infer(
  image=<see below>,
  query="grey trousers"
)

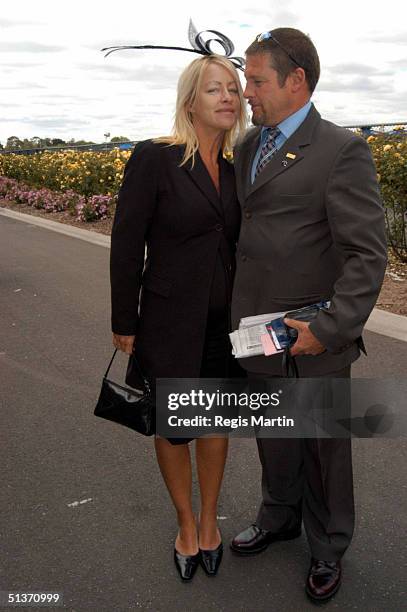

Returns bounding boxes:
[252,366,354,562]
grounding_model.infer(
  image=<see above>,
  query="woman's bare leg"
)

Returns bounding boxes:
[154,437,198,555]
[196,437,228,549]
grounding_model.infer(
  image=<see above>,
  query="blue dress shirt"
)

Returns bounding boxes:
[250,100,312,184]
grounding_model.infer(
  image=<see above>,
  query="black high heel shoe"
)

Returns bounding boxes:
[199,540,223,576]
[174,548,200,581]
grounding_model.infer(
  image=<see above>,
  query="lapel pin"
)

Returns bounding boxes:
[286,152,296,159]
[282,160,288,167]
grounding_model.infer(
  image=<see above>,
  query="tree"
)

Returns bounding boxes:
[6,136,24,150]
[110,136,131,142]
[74,139,96,145]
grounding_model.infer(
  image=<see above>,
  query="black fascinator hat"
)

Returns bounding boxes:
[101,19,245,71]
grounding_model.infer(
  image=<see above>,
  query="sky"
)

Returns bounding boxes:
[1,0,407,146]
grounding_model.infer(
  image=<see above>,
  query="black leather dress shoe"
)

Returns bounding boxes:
[173,549,200,581]
[230,524,302,555]
[306,558,342,601]
[199,542,223,576]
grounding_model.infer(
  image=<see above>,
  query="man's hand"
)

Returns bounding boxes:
[283,318,325,357]
[113,333,135,355]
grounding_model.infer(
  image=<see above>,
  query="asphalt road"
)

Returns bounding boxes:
[1,215,406,612]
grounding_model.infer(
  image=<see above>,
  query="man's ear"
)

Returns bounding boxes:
[290,68,306,93]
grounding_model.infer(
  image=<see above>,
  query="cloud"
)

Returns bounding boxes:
[0,102,23,107]
[317,89,407,126]
[0,18,44,27]
[77,61,181,86]
[272,10,300,25]
[0,42,65,53]
[366,32,407,44]
[224,19,252,28]
[76,62,139,78]
[18,116,91,128]
[0,61,43,68]
[31,99,102,107]
[235,2,298,23]
[318,75,393,94]
[91,114,117,120]
[31,94,102,104]
[326,62,393,77]
[388,57,407,68]
[239,7,273,18]
[2,81,47,90]
[0,18,19,27]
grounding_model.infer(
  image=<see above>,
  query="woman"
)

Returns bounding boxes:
[110,54,247,581]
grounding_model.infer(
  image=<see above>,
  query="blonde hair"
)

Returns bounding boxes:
[154,54,248,166]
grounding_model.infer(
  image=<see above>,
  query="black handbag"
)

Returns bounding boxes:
[94,349,155,435]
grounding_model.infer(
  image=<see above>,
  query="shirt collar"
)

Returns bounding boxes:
[260,100,312,141]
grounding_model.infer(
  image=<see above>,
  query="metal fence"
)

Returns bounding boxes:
[342,121,407,137]
[0,141,138,155]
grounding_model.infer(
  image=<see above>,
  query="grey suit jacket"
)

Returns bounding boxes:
[232,104,387,376]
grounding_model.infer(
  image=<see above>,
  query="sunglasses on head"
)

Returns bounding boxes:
[255,31,304,70]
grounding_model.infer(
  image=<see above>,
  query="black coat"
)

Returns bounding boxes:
[110,140,240,379]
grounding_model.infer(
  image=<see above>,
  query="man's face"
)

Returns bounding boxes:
[244,53,292,127]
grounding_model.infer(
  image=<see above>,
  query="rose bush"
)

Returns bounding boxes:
[0,148,131,197]
[368,130,407,262]
[0,176,116,221]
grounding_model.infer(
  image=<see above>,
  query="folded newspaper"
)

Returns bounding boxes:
[229,301,330,358]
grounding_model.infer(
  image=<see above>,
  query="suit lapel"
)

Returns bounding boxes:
[235,127,261,202]
[249,142,304,195]
[184,150,223,217]
[247,104,321,198]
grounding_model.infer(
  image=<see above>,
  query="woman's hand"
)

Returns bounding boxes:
[113,333,135,355]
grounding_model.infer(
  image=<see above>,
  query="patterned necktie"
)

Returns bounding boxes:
[254,126,281,178]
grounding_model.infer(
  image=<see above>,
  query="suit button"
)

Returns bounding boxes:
[245,211,252,219]
[241,255,247,261]
[215,224,223,232]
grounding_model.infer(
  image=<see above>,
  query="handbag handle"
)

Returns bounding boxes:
[104,349,118,378]
[104,349,151,393]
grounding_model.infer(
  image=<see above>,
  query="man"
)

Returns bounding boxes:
[230,28,387,602]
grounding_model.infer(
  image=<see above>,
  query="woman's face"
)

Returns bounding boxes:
[190,63,241,134]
